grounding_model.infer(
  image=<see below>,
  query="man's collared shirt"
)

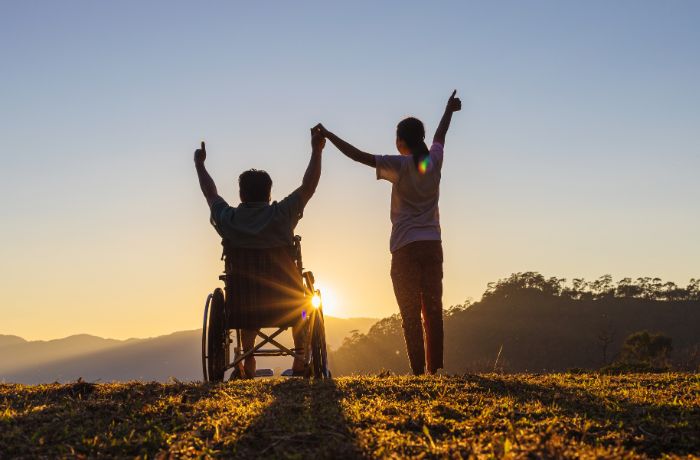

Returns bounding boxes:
[210,190,304,249]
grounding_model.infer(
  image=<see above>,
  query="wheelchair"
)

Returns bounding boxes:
[201,235,330,382]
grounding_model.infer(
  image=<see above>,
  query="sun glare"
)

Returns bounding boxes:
[315,284,339,317]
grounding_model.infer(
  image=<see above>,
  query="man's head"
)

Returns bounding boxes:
[238,169,272,203]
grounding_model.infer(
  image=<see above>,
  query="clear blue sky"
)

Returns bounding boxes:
[1,1,699,339]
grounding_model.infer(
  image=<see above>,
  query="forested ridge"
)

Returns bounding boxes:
[331,273,700,374]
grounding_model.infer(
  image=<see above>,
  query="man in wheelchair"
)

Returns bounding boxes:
[194,128,325,379]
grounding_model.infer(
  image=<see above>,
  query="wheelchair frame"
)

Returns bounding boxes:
[201,235,330,381]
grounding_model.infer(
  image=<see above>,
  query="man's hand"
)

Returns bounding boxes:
[299,127,325,205]
[194,140,220,206]
[446,90,462,113]
[311,126,326,152]
[194,141,206,165]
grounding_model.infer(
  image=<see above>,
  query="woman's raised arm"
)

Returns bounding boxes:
[433,90,462,146]
[314,123,376,168]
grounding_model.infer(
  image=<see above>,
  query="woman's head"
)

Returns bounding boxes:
[396,117,430,169]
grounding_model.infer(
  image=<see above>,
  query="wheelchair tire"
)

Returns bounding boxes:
[311,309,329,379]
[207,288,227,383]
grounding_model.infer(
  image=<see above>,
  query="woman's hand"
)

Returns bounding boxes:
[434,91,461,145]
[446,90,462,113]
[312,123,330,138]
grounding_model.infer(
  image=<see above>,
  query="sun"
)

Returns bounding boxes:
[315,284,340,317]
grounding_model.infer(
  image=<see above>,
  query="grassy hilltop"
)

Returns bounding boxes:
[1,373,698,458]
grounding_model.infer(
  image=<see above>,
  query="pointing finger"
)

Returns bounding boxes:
[200,141,206,152]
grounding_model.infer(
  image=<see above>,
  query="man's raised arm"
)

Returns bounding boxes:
[297,128,325,205]
[194,141,222,207]
[433,90,462,146]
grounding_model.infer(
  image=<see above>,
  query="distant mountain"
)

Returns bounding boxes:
[0,316,376,384]
[0,334,130,376]
[0,335,26,348]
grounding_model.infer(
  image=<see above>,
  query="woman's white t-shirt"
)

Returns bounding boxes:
[375,142,443,253]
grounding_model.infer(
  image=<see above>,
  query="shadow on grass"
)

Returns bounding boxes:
[231,378,361,459]
[466,374,699,457]
[1,378,360,458]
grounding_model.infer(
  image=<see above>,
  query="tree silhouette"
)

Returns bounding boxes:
[596,320,616,366]
[590,275,615,299]
[483,272,565,299]
[483,273,699,301]
[620,331,673,368]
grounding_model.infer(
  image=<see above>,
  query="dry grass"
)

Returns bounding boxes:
[1,373,698,458]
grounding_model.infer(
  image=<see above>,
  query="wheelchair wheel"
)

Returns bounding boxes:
[310,307,330,379]
[206,288,227,383]
[201,293,213,381]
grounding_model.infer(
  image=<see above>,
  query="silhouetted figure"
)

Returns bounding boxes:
[314,91,461,375]
[194,129,325,377]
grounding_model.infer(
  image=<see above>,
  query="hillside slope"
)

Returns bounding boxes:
[445,294,700,372]
[1,374,697,458]
[331,288,700,375]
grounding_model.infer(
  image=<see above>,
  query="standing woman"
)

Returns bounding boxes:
[314,90,461,375]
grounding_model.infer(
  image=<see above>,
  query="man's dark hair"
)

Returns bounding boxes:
[238,169,272,202]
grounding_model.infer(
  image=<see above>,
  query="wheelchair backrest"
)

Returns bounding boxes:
[221,240,307,329]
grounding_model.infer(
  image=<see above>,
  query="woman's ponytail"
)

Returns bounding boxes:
[413,140,430,168]
[397,117,430,169]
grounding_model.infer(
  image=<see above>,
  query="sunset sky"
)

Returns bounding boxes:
[2,1,699,340]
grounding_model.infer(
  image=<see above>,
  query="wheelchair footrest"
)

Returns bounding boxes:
[254,349,300,356]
